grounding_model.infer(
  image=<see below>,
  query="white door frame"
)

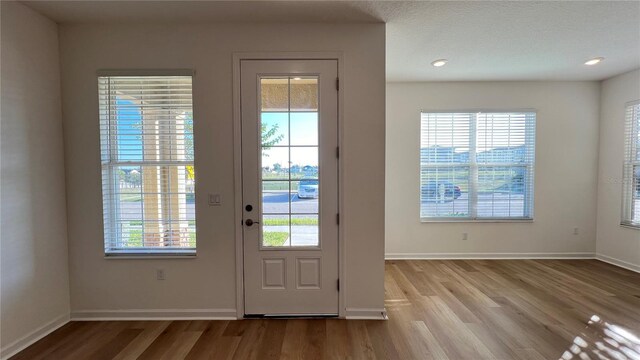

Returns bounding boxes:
[232,52,345,318]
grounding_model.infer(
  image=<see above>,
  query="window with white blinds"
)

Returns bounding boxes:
[98,74,196,255]
[420,111,536,221]
[622,101,640,228]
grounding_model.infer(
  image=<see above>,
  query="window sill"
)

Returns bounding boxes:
[620,223,640,230]
[420,218,534,223]
[104,250,196,259]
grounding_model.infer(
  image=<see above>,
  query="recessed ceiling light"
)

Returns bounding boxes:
[584,57,604,66]
[431,59,448,67]
[292,77,302,80]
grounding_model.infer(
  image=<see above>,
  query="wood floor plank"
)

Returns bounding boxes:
[364,320,402,360]
[65,322,133,360]
[33,321,110,360]
[465,322,525,360]
[184,321,229,360]
[87,328,144,360]
[10,322,90,360]
[137,321,191,360]
[325,319,349,359]
[159,331,203,360]
[10,260,640,360]
[345,320,376,360]
[255,319,287,360]
[430,280,483,323]
[209,336,242,360]
[300,319,326,360]
[230,319,268,359]
[384,306,422,359]
[279,319,308,360]
[111,321,171,360]
[411,320,449,360]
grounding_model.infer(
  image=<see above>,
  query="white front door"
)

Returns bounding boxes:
[241,59,339,316]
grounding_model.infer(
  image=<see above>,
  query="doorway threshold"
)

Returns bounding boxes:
[244,314,339,319]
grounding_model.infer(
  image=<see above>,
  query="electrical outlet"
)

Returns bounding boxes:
[573,227,579,235]
[156,269,166,280]
[462,232,468,241]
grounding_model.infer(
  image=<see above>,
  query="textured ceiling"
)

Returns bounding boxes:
[21,0,640,81]
[20,1,382,24]
[378,1,640,81]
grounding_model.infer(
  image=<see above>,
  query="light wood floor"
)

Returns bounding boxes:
[11,260,640,359]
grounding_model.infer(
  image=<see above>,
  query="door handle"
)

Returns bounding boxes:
[245,219,260,226]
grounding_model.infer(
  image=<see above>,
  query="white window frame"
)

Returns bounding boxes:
[621,100,640,229]
[98,70,197,256]
[420,110,536,222]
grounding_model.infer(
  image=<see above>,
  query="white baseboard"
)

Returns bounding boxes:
[70,308,238,321]
[596,254,640,273]
[0,313,69,360]
[345,308,388,320]
[385,252,595,260]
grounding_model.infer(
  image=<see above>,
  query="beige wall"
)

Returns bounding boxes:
[386,82,600,257]
[59,23,385,317]
[0,2,70,356]
[596,69,640,270]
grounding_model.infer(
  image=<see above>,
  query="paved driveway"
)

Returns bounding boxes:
[263,191,318,214]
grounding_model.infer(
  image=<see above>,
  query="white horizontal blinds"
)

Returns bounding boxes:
[98,75,195,254]
[420,112,536,220]
[622,101,640,227]
[420,113,472,218]
[476,112,535,219]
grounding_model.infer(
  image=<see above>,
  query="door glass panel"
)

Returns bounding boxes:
[292,179,319,213]
[290,113,318,146]
[291,147,318,179]
[262,181,290,214]
[261,78,288,112]
[290,77,318,111]
[261,113,289,146]
[260,76,320,247]
[291,214,319,246]
[261,147,289,180]
[263,215,290,247]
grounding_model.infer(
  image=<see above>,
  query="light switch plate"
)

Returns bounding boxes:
[209,193,221,206]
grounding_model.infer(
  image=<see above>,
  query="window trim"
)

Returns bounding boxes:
[419,109,537,222]
[97,69,194,77]
[104,250,197,259]
[98,71,197,256]
[420,218,534,223]
[621,100,640,229]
